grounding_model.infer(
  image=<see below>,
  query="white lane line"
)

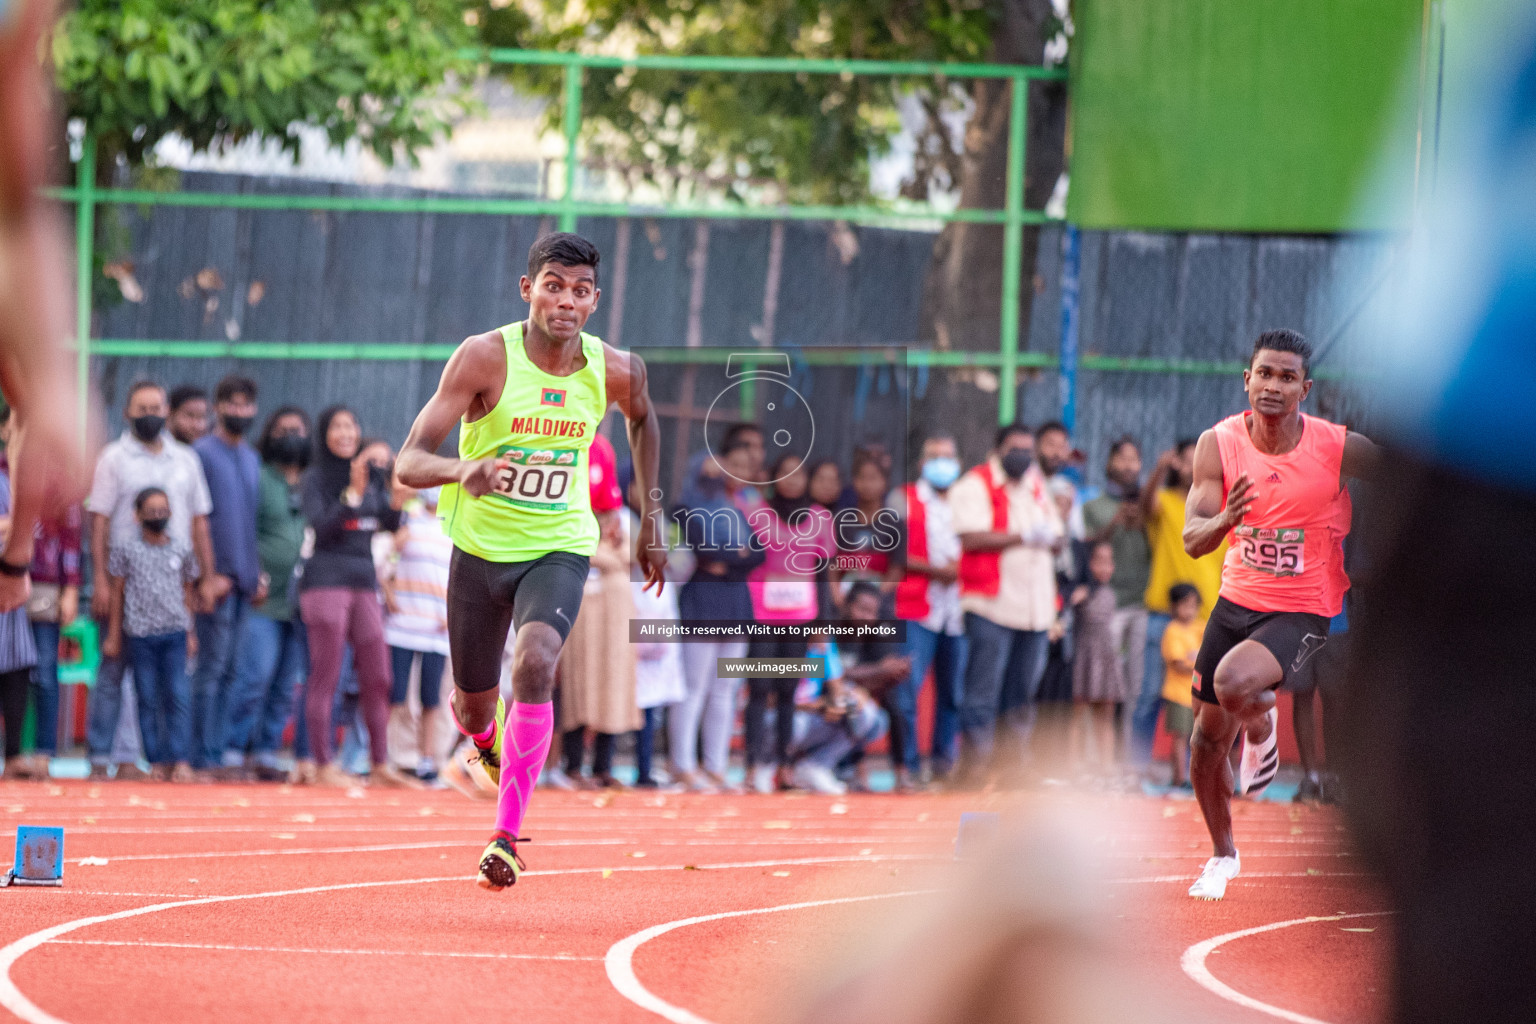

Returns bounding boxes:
[37,891,205,899]
[1110,871,1367,884]
[48,940,600,962]
[72,839,940,864]
[1180,911,1392,1024]
[7,822,958,835]
[84,840,616,862]
[0,853,939,1024]
[605,890,937,1024]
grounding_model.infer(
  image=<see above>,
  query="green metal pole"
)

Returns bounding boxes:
[560,62,582,233]
[996,74,1028,427]
[75,134,96,433]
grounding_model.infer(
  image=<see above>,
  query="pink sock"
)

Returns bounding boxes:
[495,701,553,838]
[451,702,498,746]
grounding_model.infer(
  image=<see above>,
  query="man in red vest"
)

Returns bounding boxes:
[889,433,968,790]
[949,425,1063,786]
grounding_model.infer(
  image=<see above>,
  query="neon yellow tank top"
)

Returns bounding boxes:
[439,321,607,562]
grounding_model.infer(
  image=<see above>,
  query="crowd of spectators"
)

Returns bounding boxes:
[2,378,1330,799]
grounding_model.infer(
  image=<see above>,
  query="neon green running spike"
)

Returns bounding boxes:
[469,695,505,787]
[476,833,527,891]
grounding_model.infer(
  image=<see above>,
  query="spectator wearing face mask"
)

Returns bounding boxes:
[296,406,413,788]
[100,487,200,782]
[189,375,263,777]
[222,407,311,781]
[950,424,1063,787]
[889,434,968,789]
[85,380,216,780]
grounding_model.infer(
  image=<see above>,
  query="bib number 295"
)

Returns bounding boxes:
[1235,526,1304,577]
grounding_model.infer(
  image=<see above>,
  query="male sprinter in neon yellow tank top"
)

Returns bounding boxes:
[397,233,667,891]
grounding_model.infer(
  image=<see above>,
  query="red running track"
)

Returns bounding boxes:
[0,780,1389,1024]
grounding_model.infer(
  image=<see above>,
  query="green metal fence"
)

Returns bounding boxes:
[50,49,1073,426]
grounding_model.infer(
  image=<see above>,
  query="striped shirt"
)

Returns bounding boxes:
[383,509,452,655]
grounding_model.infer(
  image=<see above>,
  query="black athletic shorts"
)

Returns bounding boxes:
[1283,629,1349,694]
[1192,596,1330,706]
[447,547,590,694]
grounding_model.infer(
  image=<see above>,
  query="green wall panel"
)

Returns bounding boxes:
[1068,0,1423,232]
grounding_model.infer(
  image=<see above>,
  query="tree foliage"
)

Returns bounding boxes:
[475,0,1014,205]
[51,0,480,171]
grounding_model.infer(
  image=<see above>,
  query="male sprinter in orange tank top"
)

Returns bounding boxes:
[1183,329,1378,900]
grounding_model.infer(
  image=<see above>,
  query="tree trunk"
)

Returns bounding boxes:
[913,0,1066,463]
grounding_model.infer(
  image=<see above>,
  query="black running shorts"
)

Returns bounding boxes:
[447,547,590,694]
[1191,596,1330,706]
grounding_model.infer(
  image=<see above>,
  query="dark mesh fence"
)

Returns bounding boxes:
[90,173,1392,487]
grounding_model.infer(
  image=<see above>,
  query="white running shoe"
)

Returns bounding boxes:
[794,763,848,795]
[1239,707,1281,794]
[542,767,578,791]
[751,764,776,795]
[1188,854,1241,900]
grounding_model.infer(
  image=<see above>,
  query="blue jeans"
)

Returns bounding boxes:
[897,624,969,776]
[225,613,307,764]
[790,702,888,770]
[86,614,130,765]
[959,613,1050,769]
[128,631,191,766]
[1130,612,1172,766]
[29,622,61,755]
[389,646,445,709]
[191,592,249,769]
[635,706,664,784]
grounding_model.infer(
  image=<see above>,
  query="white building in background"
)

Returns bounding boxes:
[147,74,992,213]
[152,78,556,196]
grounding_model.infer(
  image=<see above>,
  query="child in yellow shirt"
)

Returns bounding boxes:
[1160,583,1204,789]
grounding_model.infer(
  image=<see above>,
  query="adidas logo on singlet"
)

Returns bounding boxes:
[1266,472,1281,483]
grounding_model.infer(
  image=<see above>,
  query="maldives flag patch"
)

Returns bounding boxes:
[540,388,567,408]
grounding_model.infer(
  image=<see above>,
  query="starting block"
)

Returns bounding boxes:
[3,826,64,887]
[953,812,1001,860]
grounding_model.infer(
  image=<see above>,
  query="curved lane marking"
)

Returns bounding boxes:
[0,855,935,1024]
[1180,911,1392,1024]
[605,890,937,1024]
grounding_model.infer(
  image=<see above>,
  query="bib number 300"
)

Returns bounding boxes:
[1234,526,1304,577]
[492,446,577,511]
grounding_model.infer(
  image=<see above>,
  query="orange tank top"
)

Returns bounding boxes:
[1214,412,1352,617]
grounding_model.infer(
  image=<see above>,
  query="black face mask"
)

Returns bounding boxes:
[221,414,254,437]
[130,415,166,443]
[368,462,395,489]
[142,516,170,535]
[1000,448,1034,481]
[268,433,310,467]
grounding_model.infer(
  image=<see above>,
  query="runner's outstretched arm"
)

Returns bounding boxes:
[1183,430,1252,558]
[606,346,667,594]
[0,0,92,608]
[396,332,509,495]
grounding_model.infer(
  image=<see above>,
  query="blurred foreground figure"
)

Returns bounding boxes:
[1342,5,1536,1023]
[0,0,92,610]
[796,810,1162,1024]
